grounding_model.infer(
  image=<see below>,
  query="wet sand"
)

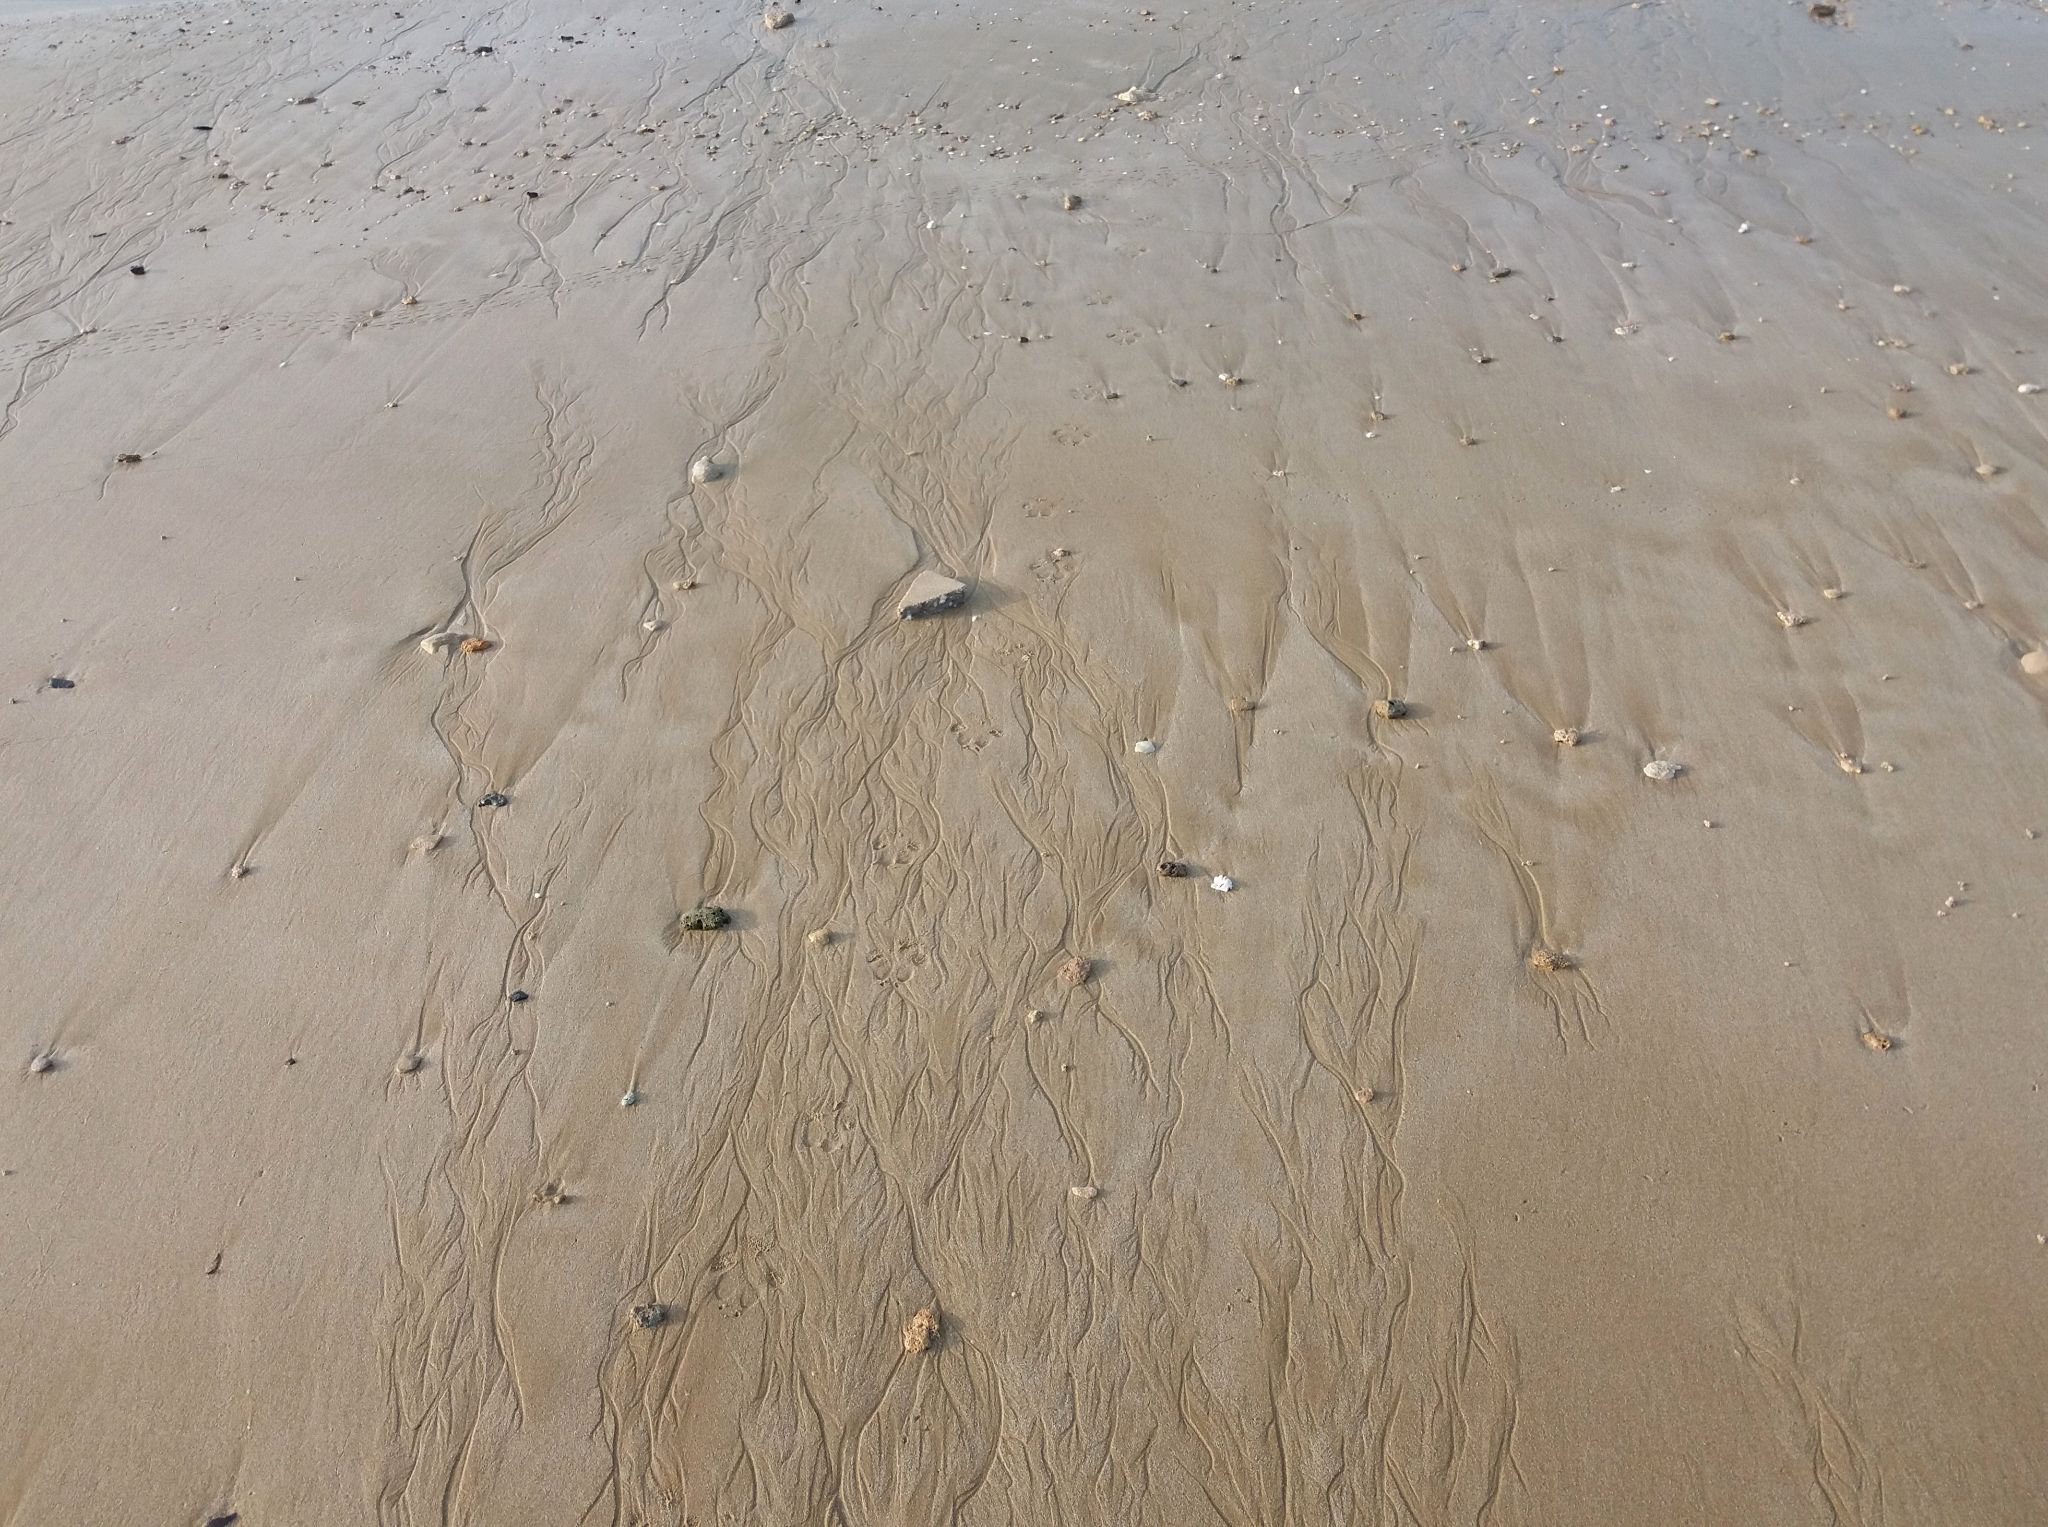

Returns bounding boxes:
[3,0,2046,1521]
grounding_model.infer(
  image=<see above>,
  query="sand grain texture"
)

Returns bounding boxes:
[3,0,2046,1522]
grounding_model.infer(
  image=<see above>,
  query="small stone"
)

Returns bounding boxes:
[632,1302,668,1329]
[1529,947,1572,973]
[1059,955,1093,986]
[1643,759,1683,781]
[478,792,510,807]
[394,1053,422,1075]
[1836,754,1866,775]
[1209,875,1235,893]
[620,1090,640,1108]
[129,264,146,276]
[1464,637,1488,652]
[1860,1029,1894,1053]
[459,636,492,654]
[2020,383,2043,396]
[1132,738,1158,754]
[1372,698,1408,720]
[1061,192,1080,211]
[419,634,451,654]
[763,8,793,28]
[680,903,732,932]
[115,452,143,465]
[897,570,968,619]
[902,1306,941,1353]
[1069,1184,1100,1201]
[1822,587,1845,600]
[27,1054,55,1075]
[509,989,530,1003]
[1777,611,1806,629]
[688,456,722,484]
[806,928,832,946]
[1553,727,1581,747]
[1157,859,1189,878]
[2020,650,2048,677]
[47,677,75,690]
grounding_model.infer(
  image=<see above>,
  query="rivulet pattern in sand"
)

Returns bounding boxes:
[3,0,2044,1522]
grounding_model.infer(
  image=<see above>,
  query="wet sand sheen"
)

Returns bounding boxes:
[2,0,2045,1521]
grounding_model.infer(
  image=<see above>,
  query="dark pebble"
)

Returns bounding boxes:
[509,990,529,1003]
[49,677,75,690]
[478,792,509,807]
[129,264,146,275]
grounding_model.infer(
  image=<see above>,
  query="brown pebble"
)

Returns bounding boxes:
[1860,1029,1894,1052]
[1529,947,1573,973]
[1373,698,1409,720]
[902,1306,941,1353]
[459,636,491,654]
[1059,955,1092,986]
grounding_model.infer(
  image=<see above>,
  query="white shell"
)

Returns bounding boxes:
[2020,383,2043,395]
[1643,759,1683,781]
[688,456,722,485]
[1209,875,1235,892]
[1132,738,1158,755]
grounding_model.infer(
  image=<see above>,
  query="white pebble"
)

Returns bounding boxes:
[2020,383,2043,395]
[620,1090,640,1108]
[1133,738,1158,755]
[1643,759,1684,781]
[688,457,722,485]
[1209,875,1235,892]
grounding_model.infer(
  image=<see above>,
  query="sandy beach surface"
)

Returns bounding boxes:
[4,0,2047,1521]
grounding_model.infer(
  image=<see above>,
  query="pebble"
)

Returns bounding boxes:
[2020,383,2043,396]
[1069,1184,1100,1201]
[897,570,968,619]
[620,1090,640,1108]
[394,1053,422,1075]
[688,456,722,484]
[27,1054,55,1075]
[478,792,510,807]
[48,677,75,690]
[902,1306,941,1354]
[1643,759,1683,781]
[509,989,530,1003]
[1373,698,1409,720]
[1132,738,1158,754]
[1209,875,1235,893]
[632,1302,668,1329]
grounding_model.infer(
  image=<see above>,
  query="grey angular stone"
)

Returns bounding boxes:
[897,570,968,620]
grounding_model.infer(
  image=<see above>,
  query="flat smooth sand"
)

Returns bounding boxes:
[4,0,2046,1521]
